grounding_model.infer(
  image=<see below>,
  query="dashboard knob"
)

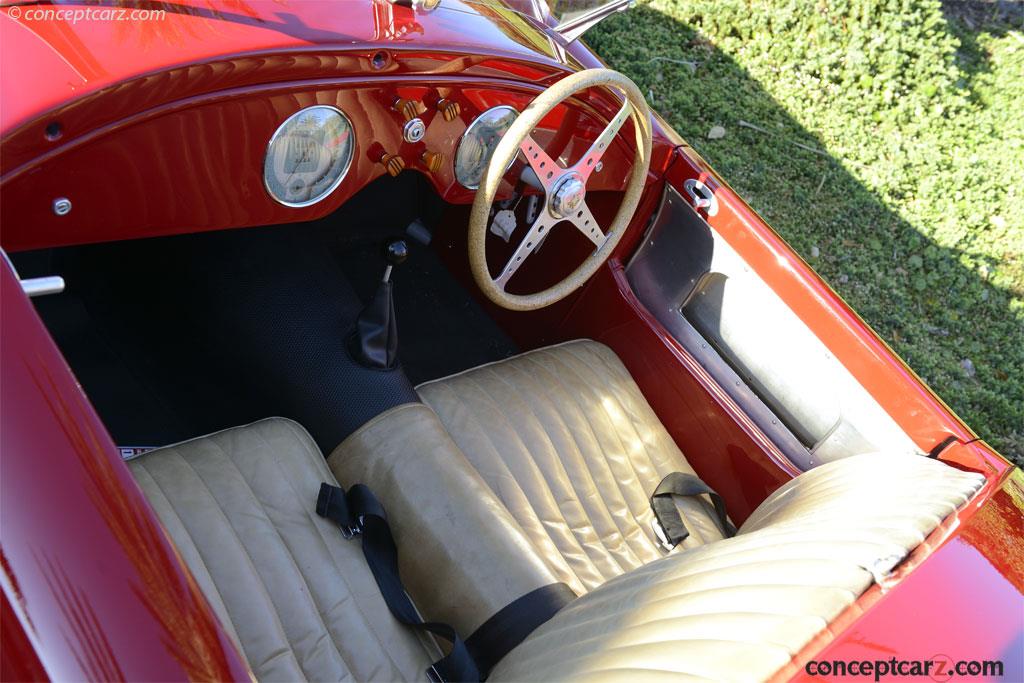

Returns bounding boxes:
[393,97,425,122]
[436,98,461,122]
[421,150,443,173]
[380,153,405,177]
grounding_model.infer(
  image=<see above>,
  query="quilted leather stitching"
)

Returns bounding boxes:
[427,378,586,586]
[130,460,245,650]
[515,354,660,566]
[129,418,433,682]
[469,368,613,571]
[246,425,414,677]
[484,359,644,574]
[419,340,726,594]
[206,436,351,679]
[135,446,305,680]
[488,452,985,682]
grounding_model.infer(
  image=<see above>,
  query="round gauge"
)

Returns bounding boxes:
[264,105,355,207]
[454,105,519,190]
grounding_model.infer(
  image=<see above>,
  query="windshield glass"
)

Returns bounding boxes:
[459,0,627,23]
[545,0,620,23]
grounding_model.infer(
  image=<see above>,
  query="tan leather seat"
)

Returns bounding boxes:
[128,366,985,683]
[417,340,728,595]
[323,390,982,682]
[487,453,985,682]
[128,418,438,682]
[327,402,572,639]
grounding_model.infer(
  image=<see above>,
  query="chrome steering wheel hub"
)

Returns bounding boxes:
[550,172,586,218]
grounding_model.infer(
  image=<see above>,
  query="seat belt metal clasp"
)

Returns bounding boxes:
[316,481,481,681]
[651,516,676,552]
[316,483,362,539]
[650,472,736,548]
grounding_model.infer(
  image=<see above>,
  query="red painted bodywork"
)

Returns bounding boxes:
[784,458,1024,682]
[0,77,644,250]
[1,0,1020,680]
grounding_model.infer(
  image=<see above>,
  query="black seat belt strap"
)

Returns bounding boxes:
[651,472,736,548]
[464,582,575,675]
[316,483,480,682]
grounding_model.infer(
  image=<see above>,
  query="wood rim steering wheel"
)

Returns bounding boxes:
[468,68,653,311]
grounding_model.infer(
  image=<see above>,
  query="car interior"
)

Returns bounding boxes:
[5,67,987,682]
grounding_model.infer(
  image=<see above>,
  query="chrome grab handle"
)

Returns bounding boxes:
[1,248,65,298]
[21,276,65,298]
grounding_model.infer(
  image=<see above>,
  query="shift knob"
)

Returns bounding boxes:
[383,238,409,266]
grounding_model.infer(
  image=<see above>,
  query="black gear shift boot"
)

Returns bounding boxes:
[351,280,398,369]
[350,238,407,369]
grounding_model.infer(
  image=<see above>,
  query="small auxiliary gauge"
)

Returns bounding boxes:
[454,105,518,190]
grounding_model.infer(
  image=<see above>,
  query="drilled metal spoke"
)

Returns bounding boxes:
[567,200,606,247]
[519,135,562,192]
[573,100,631,184]
[495,215,552,290]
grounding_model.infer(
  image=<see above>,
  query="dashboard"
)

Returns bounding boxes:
[0,76,639,252]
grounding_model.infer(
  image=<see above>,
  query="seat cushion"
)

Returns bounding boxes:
[488,453,985,682]
[417,340,727,595]
[128,418,436,682]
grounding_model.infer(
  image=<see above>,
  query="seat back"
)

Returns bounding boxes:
[418,340,729,596]
[129,418,438,682]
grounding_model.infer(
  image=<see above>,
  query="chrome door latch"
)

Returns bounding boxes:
[682,178,719,217]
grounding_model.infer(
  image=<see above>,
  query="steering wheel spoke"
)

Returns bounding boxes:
[520,135,562,192]
[495,216,551,290]
[573,100,632,184]
[568,200,606,247]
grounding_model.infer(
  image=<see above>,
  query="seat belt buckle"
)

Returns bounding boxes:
[341,515,365,540]
[651,517,676,552]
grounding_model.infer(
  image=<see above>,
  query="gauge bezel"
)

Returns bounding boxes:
[454,104,519,190]
[263,104,355,208]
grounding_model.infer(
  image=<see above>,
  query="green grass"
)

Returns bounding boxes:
[588,0,1023,466]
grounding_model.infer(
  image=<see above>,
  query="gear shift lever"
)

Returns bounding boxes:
[351,238,408,369]
[381,238,408,282]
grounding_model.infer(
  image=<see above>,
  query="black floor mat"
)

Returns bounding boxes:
[15,174,517,451]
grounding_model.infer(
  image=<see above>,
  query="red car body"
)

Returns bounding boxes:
[0,1,1021,681]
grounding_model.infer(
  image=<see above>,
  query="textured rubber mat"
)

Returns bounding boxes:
[15,174,517,451]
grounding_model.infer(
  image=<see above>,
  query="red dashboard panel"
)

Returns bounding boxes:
[0,74,640,252]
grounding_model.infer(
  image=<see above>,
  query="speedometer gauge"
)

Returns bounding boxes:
[264,105,354,207]
[454,105,518,190]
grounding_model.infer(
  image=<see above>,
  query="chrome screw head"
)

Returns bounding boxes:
[52,197,72,216]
